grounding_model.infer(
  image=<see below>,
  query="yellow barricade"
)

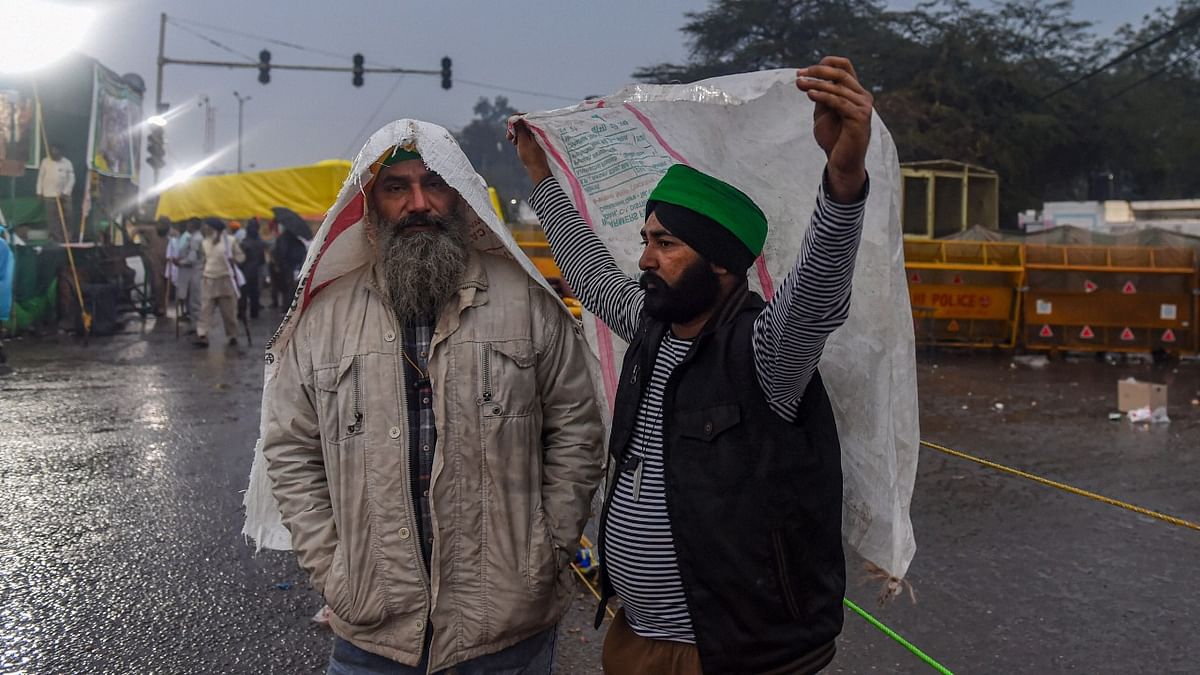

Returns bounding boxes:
[904,241,1025,348]
[512,229,562,279]
[1022,245,1196,354]
[511,228,582,318]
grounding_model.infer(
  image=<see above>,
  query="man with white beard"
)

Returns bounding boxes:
[261,138,605,674]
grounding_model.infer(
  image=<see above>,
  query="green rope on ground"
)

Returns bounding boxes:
[844,598,955,675]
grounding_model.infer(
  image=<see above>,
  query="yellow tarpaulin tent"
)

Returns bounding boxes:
[155,160,351,221]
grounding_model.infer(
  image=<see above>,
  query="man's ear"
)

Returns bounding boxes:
[709,261,731,276]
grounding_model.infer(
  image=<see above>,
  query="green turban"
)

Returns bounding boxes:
[379,146,422,166]
[645,164,768,273]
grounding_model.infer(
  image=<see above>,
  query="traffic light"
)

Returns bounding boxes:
[352,53,364,87]
[146,126,165,170]
[441,56,452,90]
[258,49,271,84]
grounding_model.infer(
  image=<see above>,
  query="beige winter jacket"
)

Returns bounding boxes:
[262,249,604,671]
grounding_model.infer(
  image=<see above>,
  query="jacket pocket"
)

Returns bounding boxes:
[479,339,538,417]
[525,503,559,595]
[323,541,352,618]
[677,403,741,442]
[315,355,365,442]
[324,538,387,626]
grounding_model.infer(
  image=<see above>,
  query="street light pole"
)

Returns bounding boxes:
[233,91,251,173]
[198,95,214,156]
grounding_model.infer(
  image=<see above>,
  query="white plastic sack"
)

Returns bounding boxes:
[242,120,593,550]
[520,69,919,581]
[1127,406,1170,424]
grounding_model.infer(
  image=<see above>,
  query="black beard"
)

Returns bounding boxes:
[376,211,469,322]
[639,258,720,324]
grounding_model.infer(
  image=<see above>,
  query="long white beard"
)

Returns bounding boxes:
[374,212,469,323]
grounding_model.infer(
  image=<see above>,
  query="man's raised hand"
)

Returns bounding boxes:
[796,56,872,203]
[508,120,553,185]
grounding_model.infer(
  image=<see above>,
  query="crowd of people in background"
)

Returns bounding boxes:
[0,207,311,353]
[0,206,313,376]
[0,201,313,373]
[151,208,312,347]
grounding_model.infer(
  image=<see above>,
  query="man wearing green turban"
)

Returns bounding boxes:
[513,56,873,674]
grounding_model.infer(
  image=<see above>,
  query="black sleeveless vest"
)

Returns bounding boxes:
[595,288,846,674]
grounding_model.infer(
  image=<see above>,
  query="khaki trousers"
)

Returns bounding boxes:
[601,607,837,674]
[602,609,702,675]
[197,276,238,339]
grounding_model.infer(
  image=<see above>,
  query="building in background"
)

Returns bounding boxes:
[1026,199,1200,237]
[0,53,144,243]
[0,54,145,334]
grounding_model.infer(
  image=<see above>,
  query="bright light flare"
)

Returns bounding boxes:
[134,99,200,138]
[141,98,203,130]
[0,1,97,75]
[146,147,230,198]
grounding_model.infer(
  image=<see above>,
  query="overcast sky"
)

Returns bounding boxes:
[68,0,1167,180]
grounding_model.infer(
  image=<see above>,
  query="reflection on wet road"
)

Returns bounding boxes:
[1,319,1197,673]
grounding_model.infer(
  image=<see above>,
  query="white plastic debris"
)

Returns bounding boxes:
[1127,406,1170,424]
[1012,355,1049,369]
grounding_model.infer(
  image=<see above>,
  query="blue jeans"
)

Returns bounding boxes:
[327,627,557,675]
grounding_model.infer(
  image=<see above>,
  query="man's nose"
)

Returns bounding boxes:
[409,184,431,213]
[638,247,657,271]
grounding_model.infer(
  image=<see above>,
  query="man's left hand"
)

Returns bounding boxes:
[796,56,873,203]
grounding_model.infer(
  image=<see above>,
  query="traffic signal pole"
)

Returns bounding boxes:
[152,13,448,183]
[159,57,443,77]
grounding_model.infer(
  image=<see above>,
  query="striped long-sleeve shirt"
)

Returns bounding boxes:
[528,174,867,643]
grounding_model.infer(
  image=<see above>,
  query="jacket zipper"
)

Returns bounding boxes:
[594,450,622,615]
[346,356,364,435]
[394,325,432,641]
[479,342,493,403]
[362,282,432,603]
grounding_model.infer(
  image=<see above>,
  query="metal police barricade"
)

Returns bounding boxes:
[904,240,1024,348]
[510,228,582,318]
[1023,245,1195,355]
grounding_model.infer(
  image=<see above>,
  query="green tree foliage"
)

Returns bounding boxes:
[635,0,1200,225]
[1093,0,1200,198]
[454,96,531,221]
[634,0,901,84]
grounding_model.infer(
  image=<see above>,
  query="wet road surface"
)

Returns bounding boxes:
[1,316,1197,674]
